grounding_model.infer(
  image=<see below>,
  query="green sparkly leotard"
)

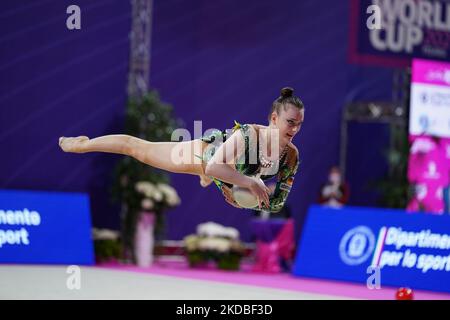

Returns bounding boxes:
[197,121,299,213]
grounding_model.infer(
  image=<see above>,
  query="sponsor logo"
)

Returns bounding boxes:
[339,226,376,266]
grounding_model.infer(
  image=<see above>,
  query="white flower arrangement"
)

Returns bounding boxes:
[197,237,231,253]
[196,222,239,240]
[156,183,181,206]
[141,198,154,210]
[183,222,245,270]
[92,228,120,241]
[184,234,200,252]
[135,181,181,210]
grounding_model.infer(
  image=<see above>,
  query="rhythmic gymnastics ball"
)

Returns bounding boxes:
[232,178,264,209]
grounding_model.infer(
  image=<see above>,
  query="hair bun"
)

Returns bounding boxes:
[280,87,294,98]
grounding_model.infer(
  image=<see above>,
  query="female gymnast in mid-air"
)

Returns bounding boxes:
[59,87,304,212]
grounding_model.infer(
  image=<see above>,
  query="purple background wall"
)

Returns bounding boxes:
[0,0,130,230]
[0,0,394,242]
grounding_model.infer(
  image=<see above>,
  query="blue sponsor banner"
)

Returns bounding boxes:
[350,0,450,67]
[293,205,450,293]
[0,189,94,265]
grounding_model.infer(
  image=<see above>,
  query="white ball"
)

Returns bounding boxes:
[232,178,263,209]
[232,187,258,208]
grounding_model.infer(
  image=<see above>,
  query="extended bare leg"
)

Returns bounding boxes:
[58,135,207,176]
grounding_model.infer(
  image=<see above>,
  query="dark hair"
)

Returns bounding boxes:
[268,87,304,121]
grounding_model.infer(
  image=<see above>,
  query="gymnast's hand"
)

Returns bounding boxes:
[247,177,271,209]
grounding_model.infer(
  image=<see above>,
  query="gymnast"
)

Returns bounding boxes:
[59,87,304,212]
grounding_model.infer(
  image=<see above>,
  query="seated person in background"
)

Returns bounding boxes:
[318,166,349,208]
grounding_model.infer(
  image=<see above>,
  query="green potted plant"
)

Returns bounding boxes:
[92,228,122,264]
[111,89,183,265]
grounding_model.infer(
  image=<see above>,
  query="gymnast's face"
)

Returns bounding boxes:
[270,104,304,144]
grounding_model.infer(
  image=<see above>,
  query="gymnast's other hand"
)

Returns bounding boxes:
[247,177,271,209]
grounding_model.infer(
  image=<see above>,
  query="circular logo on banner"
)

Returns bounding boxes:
[339,226,375,266]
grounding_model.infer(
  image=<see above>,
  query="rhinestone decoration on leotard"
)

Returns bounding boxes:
[259,144,288,168]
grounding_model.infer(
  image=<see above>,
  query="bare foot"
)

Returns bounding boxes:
[59,136,89,153]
